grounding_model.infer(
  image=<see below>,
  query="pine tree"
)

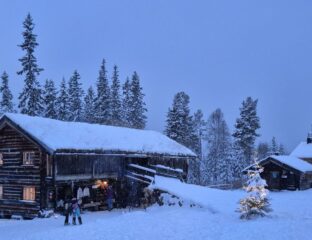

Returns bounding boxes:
[256,142,270,160]
[17,13,44,116]
[239,163,272,219]
[56,78,69,121]
[278,144,286,155]
[233,97,260,166]
[110,65,122,126]
[122,77,132,127]
[165,92,193,148]
[187,110,205,185]
[270,137,278,155]
[128,72,147,129]
[83,86,96,123]
[67,70,84,121]
[192,109,206,157]
[231,142,246,180]
[0,72,14,114]
[42,79,57,119]
[94,59,111,125]
[201,109,233,185]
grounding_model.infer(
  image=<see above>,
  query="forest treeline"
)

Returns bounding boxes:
[0,14,286,186]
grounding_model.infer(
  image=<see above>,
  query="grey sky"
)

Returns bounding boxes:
[0,0,312,151]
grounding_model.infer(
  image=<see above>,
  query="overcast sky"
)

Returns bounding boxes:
[0,0,312,151]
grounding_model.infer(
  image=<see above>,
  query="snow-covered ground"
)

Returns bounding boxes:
[1,187,312,240]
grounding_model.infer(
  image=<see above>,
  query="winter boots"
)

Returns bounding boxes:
[72,216,82,225]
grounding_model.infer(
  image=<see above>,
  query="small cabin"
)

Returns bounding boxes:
[247,155,312,190]
[0,113,196,218]
[245,134,312,190]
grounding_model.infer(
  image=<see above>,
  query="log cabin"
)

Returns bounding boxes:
[245,134,312,190]
[0,113,196,219]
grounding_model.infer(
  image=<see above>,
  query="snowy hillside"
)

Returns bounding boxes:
[1,183,312,240]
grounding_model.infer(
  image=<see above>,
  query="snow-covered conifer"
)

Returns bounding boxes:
[278,144,286,155]
[0,72,14,114]
[17,13,44,116]
[67,70,84,121]
[201,109,233,185]
[42,79,57,119]
[192,109,206,157]
[56,78,69,121]
[256,142,270,160]
[231,142,246,180]
[233,97,260,166]
[83,86,96,123]
[270,137,278,155]
[110,65,122,126]
[94,59,111,125]
[165,91,193,148]
[239,163,272,219]
[128,71,147,129]
[122,77,132,127]
[187,110,205,185]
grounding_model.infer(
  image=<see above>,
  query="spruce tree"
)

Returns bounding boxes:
[187,110,205,185]
[42,79,57,119]
[278,144,286,155]
[232,97,260,166]
[165,92,193,148]
[67,70,84,121]
[110,65,122,126]
[94,59,111,125]
[192,109,206,157]
[0,72,14,114]
[231,142,246,181]
[270,137,278,155]
[256,142,270,160]
[17,13,44,116]
[239,163,272,219]
[128,72,147,129]
[56,78,69,121]
[83,86,96,123]
[122,77,132,127]
[201,109,233,185]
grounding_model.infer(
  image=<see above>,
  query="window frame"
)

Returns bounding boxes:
[23,186,36,201]
[23,152,35,165]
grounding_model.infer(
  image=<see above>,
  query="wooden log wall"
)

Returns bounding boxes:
[55,154,125,180]
[0,124,46,218]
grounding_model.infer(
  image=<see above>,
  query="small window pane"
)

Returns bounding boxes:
[0,185,3,199]
[23,187,35,201]
[23,152,35,165]
[0,153,3,165]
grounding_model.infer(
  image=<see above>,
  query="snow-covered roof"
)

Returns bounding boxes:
[263,155,312,172]
[1,113,196,157]
[290,142,312,159]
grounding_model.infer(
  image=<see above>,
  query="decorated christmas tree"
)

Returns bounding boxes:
[239,162,272,219]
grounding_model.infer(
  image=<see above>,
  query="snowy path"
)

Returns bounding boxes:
[1,189,312,240]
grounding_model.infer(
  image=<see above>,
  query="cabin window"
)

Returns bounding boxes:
[271,171,279,179]
[0,153,3,165]
[46,155,52,177]
[0,185,3,199]
[23,152,35,165]
[23,186,35,201]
